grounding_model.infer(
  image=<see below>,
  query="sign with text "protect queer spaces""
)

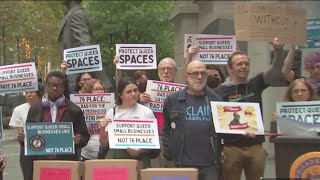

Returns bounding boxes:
[64,44,102,75]
[116,44,157,70]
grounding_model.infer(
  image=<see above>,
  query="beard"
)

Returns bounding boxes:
[188,81,206,91]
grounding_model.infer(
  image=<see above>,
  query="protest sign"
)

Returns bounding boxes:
[108,118,160,149]
[184,34,236,65]
[116,44,157,70]
[0,62,38,94]
[33,161,83,180]
[70,93,115,123]
[64,44,102,75]
[0,107,2,138]
[235,2,306,45]
[306,18,320,48]
[276,101,320,125]
[276,116,319,137]
[40,168,71,180]
[210,102,264,134]
[85,160,138,180]
[145,80,186,112]
[93,167,128,180]
[24,122,74,156]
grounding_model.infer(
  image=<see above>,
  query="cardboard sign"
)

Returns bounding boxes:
[93,167,128,180]
[306,18,320,48]
[145,80,186,112]
[141,168,197,180]
[0,62,38,94]
[276,101,320,125]
[210,102,264,135]
[33,161,83,180]
[116,44,157,70]
[184,34,236,64]
[64,44,102,75]
[70,93,115,123]
[24,122,74,156]
[108,118,160,149]
[85,160,138,180]
[235,2,306,45]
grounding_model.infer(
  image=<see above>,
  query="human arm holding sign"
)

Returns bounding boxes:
[263,37,285,84]
[281,45,296,82]
[185,46,199,73]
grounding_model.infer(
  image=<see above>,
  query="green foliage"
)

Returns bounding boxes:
[0,1,63,72]
[84,1,174,80]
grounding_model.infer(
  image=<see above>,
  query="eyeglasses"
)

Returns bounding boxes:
[80,78,92,82]
[187,71,208,78]
[92,89,105,93]
[158,67,176,72]
[46,83,64,89]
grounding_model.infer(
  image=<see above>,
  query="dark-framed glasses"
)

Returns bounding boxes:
[46,82,64,89]
[187,71,208,78]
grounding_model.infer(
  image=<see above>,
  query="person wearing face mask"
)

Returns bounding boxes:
[206,65,226,90]
[162,60,223,180]
[270,78,318,134]
[186,47,226,90]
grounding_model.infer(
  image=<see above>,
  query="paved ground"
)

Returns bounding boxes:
[1,128,276,180]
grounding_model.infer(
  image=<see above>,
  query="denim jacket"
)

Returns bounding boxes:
[161,87,223,167]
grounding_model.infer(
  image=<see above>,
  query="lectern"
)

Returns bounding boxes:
[271,137,320,178]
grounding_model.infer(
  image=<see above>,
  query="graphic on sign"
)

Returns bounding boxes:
[211,102,264,134]
[116,44,157,70]
[93,167,128,180]
[70,93,115,123]
[184,34,236,64]
[0,62,38,94]
[108,118,160,149]
[64,44,102,75]
[25,122,74,156]
[145,80,186,112]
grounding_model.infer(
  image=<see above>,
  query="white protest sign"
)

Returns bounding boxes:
[211,102,264,135]
[184,34,236,65]
[0,62,38,94]
[64,44,102,75]
[277,116,319,137]
[276,101,320,125]
[145,80,186,112]
[108,118,160,149]
[70,93,115,123]
[116,44,157,70]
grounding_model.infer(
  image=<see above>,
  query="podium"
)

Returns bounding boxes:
[271,137,320,178]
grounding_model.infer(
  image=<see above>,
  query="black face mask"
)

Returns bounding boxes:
[207,76,221,89]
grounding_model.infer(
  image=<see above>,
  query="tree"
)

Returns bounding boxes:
[83,1,174,81]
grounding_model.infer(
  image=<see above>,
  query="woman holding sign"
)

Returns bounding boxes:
[80,78,107,161]
[98,77,160,168]
[270,78,318,134]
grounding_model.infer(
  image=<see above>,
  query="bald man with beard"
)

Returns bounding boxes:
[162,60,223,180]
